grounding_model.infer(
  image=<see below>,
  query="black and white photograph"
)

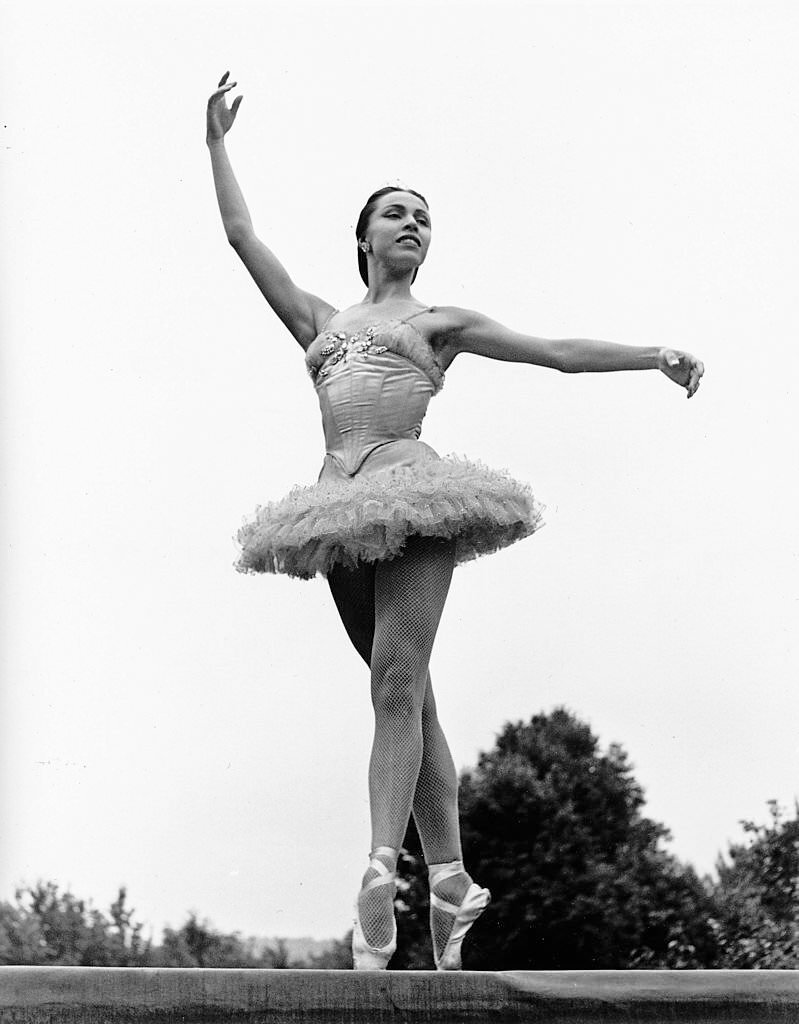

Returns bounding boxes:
[1,0,797,1018]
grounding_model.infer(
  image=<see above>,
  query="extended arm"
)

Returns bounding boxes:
[437,308,704,398]
[206,74,333,348]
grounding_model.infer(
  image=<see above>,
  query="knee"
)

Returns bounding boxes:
[371,660,423,723]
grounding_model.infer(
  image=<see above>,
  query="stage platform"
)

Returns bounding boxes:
[1,967,798,1022]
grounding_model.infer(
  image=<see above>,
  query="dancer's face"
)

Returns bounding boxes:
[364,191,431,274]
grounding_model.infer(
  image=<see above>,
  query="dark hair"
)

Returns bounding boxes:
[356,186,429,287]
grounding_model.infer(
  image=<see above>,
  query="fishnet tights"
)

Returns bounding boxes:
[328,536,473,952]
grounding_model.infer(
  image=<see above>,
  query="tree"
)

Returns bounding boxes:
[711,801,799,968]
[394,708,718,970]
[152,915,294,968]
[303,932,353,969]
[0,883,148,966]
[0,886,301,969]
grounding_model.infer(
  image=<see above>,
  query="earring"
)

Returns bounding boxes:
[359,241,371,253]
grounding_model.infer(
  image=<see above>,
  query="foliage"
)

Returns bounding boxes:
[302,932,353,969]
[5,733,797,973]
[0,884,329,969]
[0,883,147,967]
[150,914,290,968]
[710,801,799,968]
[394,708,718,970]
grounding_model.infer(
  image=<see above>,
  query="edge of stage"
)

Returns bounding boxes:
[2,967,799,1023]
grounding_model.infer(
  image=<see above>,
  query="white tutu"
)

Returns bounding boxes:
[236,453,543,579]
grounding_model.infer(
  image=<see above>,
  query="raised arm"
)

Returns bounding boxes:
[206,73,334,349]
[435,307,704,398]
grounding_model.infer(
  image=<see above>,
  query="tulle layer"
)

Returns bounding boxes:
[236,456,544,579]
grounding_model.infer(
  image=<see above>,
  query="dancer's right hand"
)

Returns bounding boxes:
[206,71,242,144]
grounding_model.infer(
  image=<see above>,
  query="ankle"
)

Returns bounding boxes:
[428,858,468,885]
[429,859,471,903]
[362,846,398,889]
[372,846,399,870]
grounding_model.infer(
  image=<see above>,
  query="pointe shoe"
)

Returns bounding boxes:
[352,846,398,970]
[429,861,491,971]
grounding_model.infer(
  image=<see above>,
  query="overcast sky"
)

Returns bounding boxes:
[2,0,797,942]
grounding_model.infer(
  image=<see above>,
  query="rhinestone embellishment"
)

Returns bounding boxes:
[313,325,389,378]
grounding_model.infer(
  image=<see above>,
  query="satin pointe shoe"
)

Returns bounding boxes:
[429,860,491,971]
[352,846,398,970]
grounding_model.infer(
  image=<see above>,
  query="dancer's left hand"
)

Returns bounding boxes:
[658,348,704,398]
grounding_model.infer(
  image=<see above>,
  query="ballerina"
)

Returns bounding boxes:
[206,72,704,971]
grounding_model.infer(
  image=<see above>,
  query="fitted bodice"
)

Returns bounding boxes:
[305,319,445,477]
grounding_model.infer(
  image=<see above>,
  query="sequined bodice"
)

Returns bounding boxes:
[305,320,445,477]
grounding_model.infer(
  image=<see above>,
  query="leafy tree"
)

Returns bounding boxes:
[302,932,353,969]
[151,915,294,968]
[0,883,148,966]
[711,801,799,967]
[394,708,717,970]
[0,886,308,969]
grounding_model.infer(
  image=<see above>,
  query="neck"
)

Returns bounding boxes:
[363,264,416,306]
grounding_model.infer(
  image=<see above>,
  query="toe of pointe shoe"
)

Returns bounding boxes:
[434,884,491,971]
[353,950,394,970]
[352,915,396,970]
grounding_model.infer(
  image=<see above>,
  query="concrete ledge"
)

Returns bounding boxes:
[1,967,798,1023]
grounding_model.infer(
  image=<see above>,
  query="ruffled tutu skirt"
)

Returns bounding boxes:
[236,442,543,580]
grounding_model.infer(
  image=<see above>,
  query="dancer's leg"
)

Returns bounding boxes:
[327,559,375,665]
[328,557,461,866]
[328,540,466,957]
[328,564,463,868]
[369,536,456,852]
[414,676,461,864]
[340,536,454,952]
[328,560,396,952]
[414,675,477,962]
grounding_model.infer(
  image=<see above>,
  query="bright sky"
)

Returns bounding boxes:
[1,1,797,943]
